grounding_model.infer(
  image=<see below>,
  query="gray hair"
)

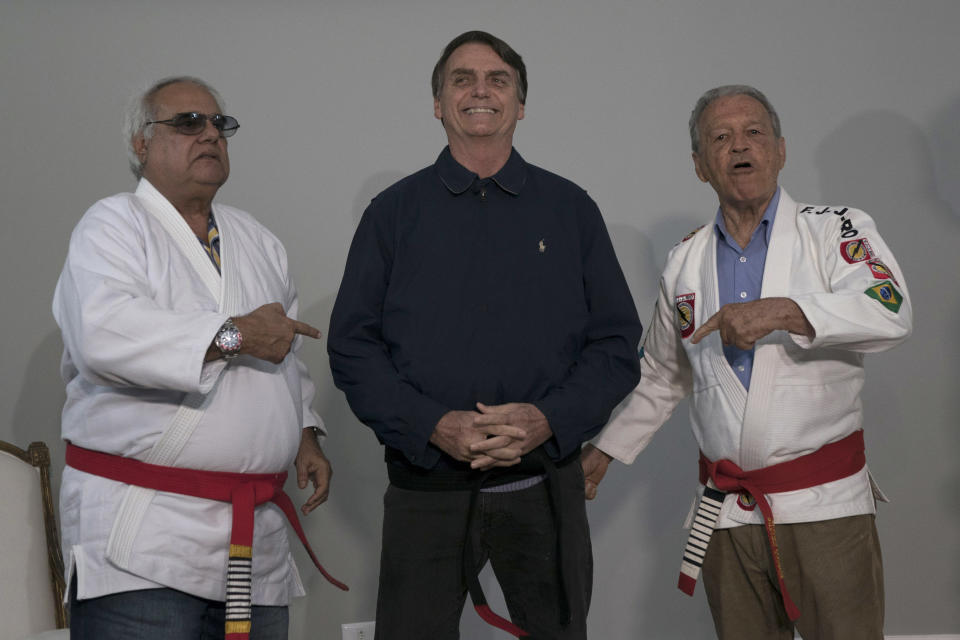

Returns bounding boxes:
[688,85,781,153]
[123,76,225,179]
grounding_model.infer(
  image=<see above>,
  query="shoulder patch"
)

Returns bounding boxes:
[675,293,696,338]
[840,237,875,264]
[864,282,903,313]
[680,224,706,243]
[866,259,899,285]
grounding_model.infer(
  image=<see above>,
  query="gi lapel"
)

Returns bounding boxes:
[739,190,796,469]
[700,227,748,443]
[106,179,230,570]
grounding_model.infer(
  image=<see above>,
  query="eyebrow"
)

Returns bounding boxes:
[449,68,513,80]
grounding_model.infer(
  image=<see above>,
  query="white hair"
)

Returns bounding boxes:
[122,76,225,179]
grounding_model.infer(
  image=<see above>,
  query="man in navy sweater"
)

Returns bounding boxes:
[328,31,642,640]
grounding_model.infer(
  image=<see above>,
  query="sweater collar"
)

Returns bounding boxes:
[435,146,527,196]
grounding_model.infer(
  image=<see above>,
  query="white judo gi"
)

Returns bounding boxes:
[594,189,912,529]
[53,178,323,605]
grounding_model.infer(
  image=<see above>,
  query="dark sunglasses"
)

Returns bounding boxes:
[146,112,240,137]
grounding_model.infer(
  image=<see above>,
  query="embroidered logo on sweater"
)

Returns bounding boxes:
[864,282,903,313]
[840,237,875,264]
[866,259,899,285]
[676,293,696,338]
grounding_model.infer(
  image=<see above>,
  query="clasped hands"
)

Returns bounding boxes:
[430,402,553,471]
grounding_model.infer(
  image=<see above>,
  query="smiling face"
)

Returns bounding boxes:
[692,94,785,213]
[133,81,230,207]
[433,42,525,150]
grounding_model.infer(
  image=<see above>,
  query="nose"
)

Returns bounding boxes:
[730,132,749,153]
[471,80,489,97]
[197,116,221,142]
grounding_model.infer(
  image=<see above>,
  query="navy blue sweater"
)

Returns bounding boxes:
[328,147,642,473]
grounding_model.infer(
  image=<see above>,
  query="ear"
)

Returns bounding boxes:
[776,137,786,171]
[132,132,148,163]
[434,96,442,121]
[692,152,709,183]
[517,102,525,121]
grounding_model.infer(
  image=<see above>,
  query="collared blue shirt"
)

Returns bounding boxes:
[714,187,780,390]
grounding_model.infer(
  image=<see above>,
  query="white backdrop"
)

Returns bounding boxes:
[1,0,957,637]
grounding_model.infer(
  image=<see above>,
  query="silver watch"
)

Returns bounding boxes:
[214,318,242,359]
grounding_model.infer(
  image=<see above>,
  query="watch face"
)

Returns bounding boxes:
[217,323,242,354]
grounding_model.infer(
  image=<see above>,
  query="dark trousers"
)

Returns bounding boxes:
[375,461,592,640]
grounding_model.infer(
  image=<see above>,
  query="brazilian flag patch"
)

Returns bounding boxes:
[864,282,903,313]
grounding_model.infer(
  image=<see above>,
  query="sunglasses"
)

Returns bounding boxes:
[146,112,240,137]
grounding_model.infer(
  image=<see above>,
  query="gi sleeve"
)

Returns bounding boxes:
[790,206,912,352]
[327,196,450,468]
[52,199,228,393]
[532,198,644,459]
[592,273,694,464]
[280,256,325,438]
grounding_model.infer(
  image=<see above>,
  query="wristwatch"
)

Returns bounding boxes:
[214,318,242,359]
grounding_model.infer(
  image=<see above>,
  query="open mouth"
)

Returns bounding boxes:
[733,161,752,169]
[464,107,497,115]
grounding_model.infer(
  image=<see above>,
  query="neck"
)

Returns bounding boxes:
[719,193,775,249]
[447,138,513,179]
[169,191,216,242]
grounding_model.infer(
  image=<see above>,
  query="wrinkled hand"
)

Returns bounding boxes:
[691,298,813,350]
[296,429,331,515]
[232,302,321,363]
[429,410,526,465]
[468,402,553,470]
[581,444,613,500]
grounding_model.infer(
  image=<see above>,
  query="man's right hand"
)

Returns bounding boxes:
[231,302,322,363]
[429,410,526,465]
[581,443,614,500]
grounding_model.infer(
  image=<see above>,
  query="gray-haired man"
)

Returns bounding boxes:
[582,85,912,639]
[54,76,343,640]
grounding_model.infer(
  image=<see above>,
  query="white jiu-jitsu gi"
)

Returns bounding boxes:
[593,189,912,528]
[53,178,323,604]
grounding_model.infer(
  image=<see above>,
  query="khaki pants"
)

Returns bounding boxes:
[702,514,884,640]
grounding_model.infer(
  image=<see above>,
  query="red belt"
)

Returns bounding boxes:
[66,443,348,639]
[694,430,866,622]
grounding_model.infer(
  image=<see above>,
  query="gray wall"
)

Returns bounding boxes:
[2,0,957,637]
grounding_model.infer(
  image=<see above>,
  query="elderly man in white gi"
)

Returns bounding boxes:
[581,85,912,640]
[53,76,345,640]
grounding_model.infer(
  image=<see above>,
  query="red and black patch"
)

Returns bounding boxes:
[866,259,899,285]
[676,293,696,339]
[681,225,706,243]
[840,237,875,264]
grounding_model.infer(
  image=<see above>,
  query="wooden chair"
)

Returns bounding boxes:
[0,440,68,638]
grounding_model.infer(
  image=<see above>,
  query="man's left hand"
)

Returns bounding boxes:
[296,428,332,515]
[691,297,814,349]
[468,402,553,470]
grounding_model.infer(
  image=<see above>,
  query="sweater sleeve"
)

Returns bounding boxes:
[327,196,450,468]
[533,197,644,458]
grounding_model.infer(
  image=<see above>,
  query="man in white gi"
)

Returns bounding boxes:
[53,76,344,640]
[581,85,912,640]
